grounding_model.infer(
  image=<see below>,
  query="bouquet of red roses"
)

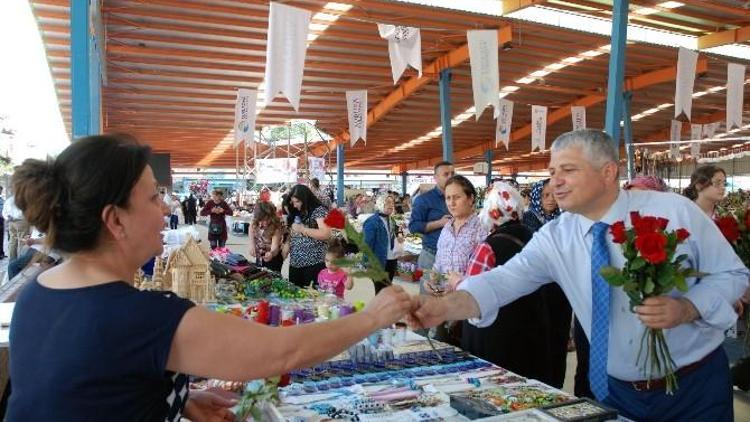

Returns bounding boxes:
[715,209,750,269]
[600,212,702,394]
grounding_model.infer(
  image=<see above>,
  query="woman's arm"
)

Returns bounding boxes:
[269,228,281,256]
[166,286,414,381]
[248,224,256,257]
[295,217,331,241]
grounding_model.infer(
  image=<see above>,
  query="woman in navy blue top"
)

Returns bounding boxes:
[7,135,414,421]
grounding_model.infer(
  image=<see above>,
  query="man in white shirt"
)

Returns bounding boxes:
[2,195,29,261]
[409,129,747,421]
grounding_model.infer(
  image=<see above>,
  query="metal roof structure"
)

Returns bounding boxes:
[30,0,750,173]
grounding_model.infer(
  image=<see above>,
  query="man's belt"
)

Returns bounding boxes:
[626,348,716,392]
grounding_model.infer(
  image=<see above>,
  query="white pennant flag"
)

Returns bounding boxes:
[467,30,500,120]
[571,106,586,131]
[531,105,548,152]
[234,89,257,146]
[689,124,702,158]
[346,90,368,147]
[727,63,746,131]
[495,99,513,149]
[674,47,699,121]
[308,157,326,181]
[670,120,682,159]
[264,2,311,111]
[703,121,720,139]
[690,141,701,158]
[377,24,422,84]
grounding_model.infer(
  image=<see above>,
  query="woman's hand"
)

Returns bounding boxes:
[362,285,415,329]
[446,271,463,291]
[291,223,305,234]
[183,389,237,422]
[263,251,273,262]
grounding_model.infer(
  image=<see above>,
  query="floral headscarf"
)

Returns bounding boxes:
[623,175,669,192]
[528,179,561,223]
[479,182,525,230]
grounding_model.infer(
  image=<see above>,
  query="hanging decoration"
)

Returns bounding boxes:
[531,105,548,152]
[256,158,299,184]
[670,120,682,159]
[467,29,500,120]
[377,24,422,84]
[495,99,513,150]
[263,2,311,111]
[308,157,326,181]
[571,106,586,131]
[234,89,257,147]
[690,124,702,158]
[346,90,368,147]
[674,47,699,122]
[727,63,746,131]
[703,121,721,139]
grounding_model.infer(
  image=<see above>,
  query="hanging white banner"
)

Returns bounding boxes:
[234,89,257,147]
[670,120,682,159]
[377,24,422,84]
[531,105,548,152]
[703,121,721,139]
[467,29,500,120]
[256,158,299,184]
[346,90,368,147]
[264,2,311,111]
[690,124,702,141]
[727,63,746,131]
[690,141,700,158]
[674,47,699,121]
[571,106,586,131]
[495,99,513,150]
[308,157,326,181]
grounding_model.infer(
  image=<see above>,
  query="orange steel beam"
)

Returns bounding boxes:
[697,25,750,49]
[309,26,513,157]
[397,57,708,172]
[502,0,547,15]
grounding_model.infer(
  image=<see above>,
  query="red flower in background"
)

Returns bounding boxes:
[634,232,668,264]
[675,228,690,243]
[716,216,740,243]
[323,209,346,229]
[610,221,627,244]
[413,269,424,282]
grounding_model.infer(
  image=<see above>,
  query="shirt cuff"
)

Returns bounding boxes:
[684,287,739,330]
[457,278,499,328]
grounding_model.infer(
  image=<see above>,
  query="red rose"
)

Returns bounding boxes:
[610,221,627,244]
[656,217,669,230]
[631,215,667,235]
[716,216,740,243]
[413,269,423,281]
[675,228,690,243]
[634,232,668,264]
[501,191,510,200]
[323,209,346,229]
[489,208,502,220]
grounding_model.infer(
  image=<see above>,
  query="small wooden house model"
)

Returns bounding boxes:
[166,238,216,303]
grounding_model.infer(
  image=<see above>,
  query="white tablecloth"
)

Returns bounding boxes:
[0,302,15,348]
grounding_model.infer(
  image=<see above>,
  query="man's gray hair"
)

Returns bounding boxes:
[551,129,618,168]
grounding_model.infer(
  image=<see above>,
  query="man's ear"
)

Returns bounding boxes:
[602,161,619,184]
[101,204,126,240]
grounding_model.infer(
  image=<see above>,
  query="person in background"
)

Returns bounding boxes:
[200,190,232,250]
[0,186,5,259]
[169,195,180,230]
[454,182,550,382]
[408,161,454,288]
[7,228,61,280]
[363,193,401,291]
[309,177,332,208]
[287,184,331,288]
[347,193,363,219]
[248,201,283,272]
[185,194,197,225]
[2,193,29,261]
[683,164,727,217]
[317,241,352,298]
[7,134,415,421]
[623,175,669,192]
[409,129,748,421]
[519,188,531,210]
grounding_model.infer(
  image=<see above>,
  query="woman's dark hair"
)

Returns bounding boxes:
[683,165,725,200]
[310,177,320,189]
[253,201,280,236]
[12,134,151,253]
[444,175,477,204]
[326,239,345,258]
[289,184,323,216]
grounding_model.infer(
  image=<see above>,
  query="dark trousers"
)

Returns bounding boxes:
[209,238,226,249]
[8,248,39,280]
[604,347,732,422]
[289,262,325,289]
[573,317,594,399]
[169,214,178,229]
[186,213,197,225]
[0,216,5,257]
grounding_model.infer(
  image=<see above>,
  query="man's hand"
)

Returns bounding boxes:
[635,296,699,329]
[406,295,449,329]
[184,389,237,422]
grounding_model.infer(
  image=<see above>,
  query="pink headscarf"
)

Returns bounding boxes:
[623,175,669,192]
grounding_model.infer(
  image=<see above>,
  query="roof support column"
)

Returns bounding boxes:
[336,143,345,207]
[485,150,493,187]
[439,68,453,163]
[622,92,635,180]
[604,0,629,157]
[401,172,408,196]
[71,0,102,138]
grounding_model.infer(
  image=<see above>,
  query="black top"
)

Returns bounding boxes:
[8,280,194,421]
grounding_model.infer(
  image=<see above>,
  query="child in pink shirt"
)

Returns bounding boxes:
[317,243,353,298]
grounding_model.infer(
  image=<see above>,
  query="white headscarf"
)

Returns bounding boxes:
[479,181,525,231]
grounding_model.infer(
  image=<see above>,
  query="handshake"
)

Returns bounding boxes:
[361,284,479,330]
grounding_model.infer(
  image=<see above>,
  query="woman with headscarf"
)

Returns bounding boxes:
[450,182,550,381]
[362,193,402,293]
[521,179,571,389]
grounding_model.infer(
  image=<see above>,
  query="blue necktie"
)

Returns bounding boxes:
[590,222,611,401]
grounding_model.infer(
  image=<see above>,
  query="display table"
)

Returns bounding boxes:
[0,303,13,348]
